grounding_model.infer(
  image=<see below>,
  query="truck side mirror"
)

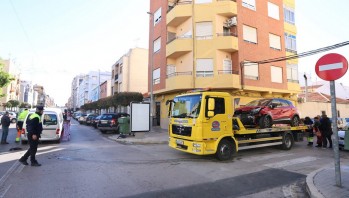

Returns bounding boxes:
[207,98,215,118]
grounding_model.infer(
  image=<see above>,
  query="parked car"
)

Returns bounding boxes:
[97,113,129,133]
[234,98,300,128]
[91,115,102,128]
[21,108,64,144]
[0,111,17,123]
[86,114,98,125]
[77,113,88,124]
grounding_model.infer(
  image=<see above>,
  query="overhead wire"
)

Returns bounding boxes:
[243,41,349,66]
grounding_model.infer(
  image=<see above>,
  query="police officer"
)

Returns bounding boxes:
[16,108,29,142]
[18,106,44,166]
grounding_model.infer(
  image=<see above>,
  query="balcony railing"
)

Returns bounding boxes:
[217,32,238,37]
[168,0,192,13]
[167,35,192,44]
[286,48,297,54]
[166,71,193,78]
[218,70,239,74]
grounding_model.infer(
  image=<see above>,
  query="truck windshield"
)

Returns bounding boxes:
[171,94,202,118]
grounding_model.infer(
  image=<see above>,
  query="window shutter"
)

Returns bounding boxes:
[243,25,257,43]
[271,66,282,83]
[153,68,160,79]
[167,65,176,75]
[154,8,162,25]
[153,37,161,52]
[242,0,256,10]
[244,62,259,77]
[196,59,213,71]
[196,22,213,38]
[268,2,279,20]
[269,33,281,50]
[223,60,232,71]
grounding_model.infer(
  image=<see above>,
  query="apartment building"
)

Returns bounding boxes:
[149,0,300,128]
[111,48,148,94]
[18,80,34,106]
[0,59,20,108]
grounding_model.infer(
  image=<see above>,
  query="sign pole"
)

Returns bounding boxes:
[330,80,341,187]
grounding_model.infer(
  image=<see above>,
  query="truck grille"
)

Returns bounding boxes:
[172,125,192,137]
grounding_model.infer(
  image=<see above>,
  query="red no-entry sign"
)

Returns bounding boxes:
[315,53,348,81]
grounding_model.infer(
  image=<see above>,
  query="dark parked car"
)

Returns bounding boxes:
[86,114,98,125]
[234,98,300,128]
[91,115,102,128]
[97,113,129,133]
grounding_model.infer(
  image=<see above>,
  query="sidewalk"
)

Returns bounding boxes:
[306,165,349,198]
[108,126,169,144]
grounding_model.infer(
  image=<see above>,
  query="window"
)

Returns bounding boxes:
[196,59,213,77]
[222,59,232,74]
[269,33,281,50]
[154,8,161,25]
[284,7,295,24]
[242,0,256,11]
[196,22,213,40]
[153,37,161,53]
[118,82,122,92]
[166,65,176,77]
[271,66,282,83]
[244,61,259,80]
[243,25,257,44]
[43,114,58,125]
[268,2,279,20]
[286,64,298,82]
[153,68,160,84]
[120,66,123,74]
[214,98,225,114]
[195,0,212,4]
[285,33,297,52]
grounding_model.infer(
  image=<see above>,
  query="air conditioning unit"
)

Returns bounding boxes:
[228,17,237,26]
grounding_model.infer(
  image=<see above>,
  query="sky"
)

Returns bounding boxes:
[0,0,348,106]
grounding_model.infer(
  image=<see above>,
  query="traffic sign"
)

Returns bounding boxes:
[315,53,348,81]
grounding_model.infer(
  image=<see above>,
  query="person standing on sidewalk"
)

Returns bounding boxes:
[19,106,44,166]
[319,114,333,149]
[313,116,322,148]
[1,111,11,144]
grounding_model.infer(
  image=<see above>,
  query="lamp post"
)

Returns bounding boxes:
[147,11,154,130]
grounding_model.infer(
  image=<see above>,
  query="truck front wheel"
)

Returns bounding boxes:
[215,139,235,161]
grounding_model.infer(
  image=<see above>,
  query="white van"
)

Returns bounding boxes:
[21,108,64,144]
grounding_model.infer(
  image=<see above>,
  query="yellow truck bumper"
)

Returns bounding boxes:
[169,137,216,155]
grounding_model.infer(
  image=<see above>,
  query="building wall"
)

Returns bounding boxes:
[128,48,149,94]
[100,79,111,99]
[298,102,349,118]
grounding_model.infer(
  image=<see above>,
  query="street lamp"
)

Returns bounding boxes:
[147,11,154,130]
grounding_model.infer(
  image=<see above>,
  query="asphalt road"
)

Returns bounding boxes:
[1,120,349,198]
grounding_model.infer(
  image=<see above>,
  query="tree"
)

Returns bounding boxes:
[0,60,15,98]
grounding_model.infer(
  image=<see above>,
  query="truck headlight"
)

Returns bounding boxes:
[193,143,201,147]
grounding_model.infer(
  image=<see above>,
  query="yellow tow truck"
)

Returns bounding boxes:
[167,91,307,161]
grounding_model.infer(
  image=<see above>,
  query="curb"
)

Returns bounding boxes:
[113,138,169,145]
[306,167,328,198]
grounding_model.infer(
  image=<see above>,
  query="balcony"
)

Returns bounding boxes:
[114,74,118,81]
[166,36,193,58]
[167,2,192,27]
[216,0,237,17]
[166,72,193,90]
[215,33,239,52]
[195,71,240,89]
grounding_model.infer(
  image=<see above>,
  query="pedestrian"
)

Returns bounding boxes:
[1,111,11,144]
[313,116,322,148]
[319,114,333,149]
[304,117,314,146]
[16,108,29,142]
[18,106,44,166]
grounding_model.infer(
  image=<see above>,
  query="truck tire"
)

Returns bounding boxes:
[259,115,272,128]
[215,139,235,161]
[281,132,294,150]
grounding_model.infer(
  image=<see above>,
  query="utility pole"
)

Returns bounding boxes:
[147,11,154,131]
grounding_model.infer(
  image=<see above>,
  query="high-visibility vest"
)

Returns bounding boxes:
[29,113,42,123]
[18,110,29,122]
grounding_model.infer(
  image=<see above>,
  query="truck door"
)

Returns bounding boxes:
[203,97,229,138]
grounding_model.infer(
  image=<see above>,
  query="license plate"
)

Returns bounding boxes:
[101,121,108,124]
[176,139,184,145]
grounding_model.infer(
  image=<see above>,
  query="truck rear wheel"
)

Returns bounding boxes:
[215,139,235,161]
[281,132,294,150]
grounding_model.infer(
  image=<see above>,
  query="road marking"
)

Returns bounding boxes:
[263,156,317,168]
[0,184,12,198]
[241,153,294,162]
[0,146,63,163]
[319,62,343,71]
[0,162,18,188]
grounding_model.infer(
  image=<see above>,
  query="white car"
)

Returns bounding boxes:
[21,108,64,144]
